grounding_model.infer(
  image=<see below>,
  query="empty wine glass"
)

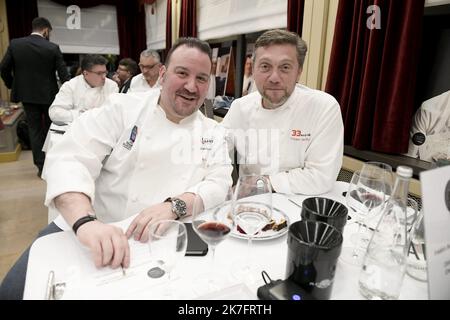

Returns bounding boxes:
[340,170,387,266]
[231,175,272,282]
[147,220,187,298]
[360,162,393,197]
[191,186,234,294]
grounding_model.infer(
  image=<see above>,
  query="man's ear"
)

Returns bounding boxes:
[159,65,167,82]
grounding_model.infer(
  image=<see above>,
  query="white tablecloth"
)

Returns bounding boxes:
[23,181,428,300]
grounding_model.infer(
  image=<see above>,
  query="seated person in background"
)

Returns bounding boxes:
[406,90,450,163]
[206,58,217,100]
[0,37,232,300]
[242,54,256,96]
[112,58,138,93]
[221,29,344,195]
[48,54,119,123]
[128,49,162,92]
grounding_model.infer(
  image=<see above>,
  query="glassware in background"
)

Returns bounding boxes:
[406,209,427,282]
[191,186,234,294]
[359,166,413,300]
[148,220,187,297]
[340,170,386,266]
[360,162,393,197]
[232,175,272,282]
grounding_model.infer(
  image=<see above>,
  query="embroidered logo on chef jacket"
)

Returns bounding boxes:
[290,129,311,141]
[122,125,138,150]
[200,136,214,151]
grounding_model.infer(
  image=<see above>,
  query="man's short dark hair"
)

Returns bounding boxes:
[119,58,138,76]
[81,54,108,71]
[254,29,308,68]
[165,38,212,68]
[32,17,52,32]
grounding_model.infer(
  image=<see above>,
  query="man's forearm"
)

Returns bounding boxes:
[54,192,94,227]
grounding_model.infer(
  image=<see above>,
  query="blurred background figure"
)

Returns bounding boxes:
[206,58,217,100]
[242,54,255,96]
[406,90,450,164]
[48,54,118,124]
[0,17,70,178]
[113,58,138,93]
[129,49,162,92]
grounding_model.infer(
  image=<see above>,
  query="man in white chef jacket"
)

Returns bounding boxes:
[42,55,119,155]
[0,38,232,300]
[406,90,450,163]
[48,54,119,123]
[221,29,344,195]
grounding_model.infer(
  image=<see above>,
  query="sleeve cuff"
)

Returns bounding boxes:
[269,172,292,194]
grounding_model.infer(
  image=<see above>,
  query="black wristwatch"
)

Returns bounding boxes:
[164,197,187,220]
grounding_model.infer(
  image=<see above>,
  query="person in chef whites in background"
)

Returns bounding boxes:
[0,37,232,300]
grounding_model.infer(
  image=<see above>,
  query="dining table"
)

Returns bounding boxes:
[23,181,428,300]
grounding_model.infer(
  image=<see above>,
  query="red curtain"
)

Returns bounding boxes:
[287,0,305,36]
[325,0,425,154]
[165,0,173,56]
[179,0,197,38]
[5,0,38,40]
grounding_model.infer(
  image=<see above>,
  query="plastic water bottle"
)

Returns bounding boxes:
[358,166,413,300]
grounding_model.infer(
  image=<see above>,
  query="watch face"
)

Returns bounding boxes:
[173,199,187,217]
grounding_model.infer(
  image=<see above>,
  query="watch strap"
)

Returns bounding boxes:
[72,214,97,234]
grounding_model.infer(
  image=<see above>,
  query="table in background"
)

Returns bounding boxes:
[23,182,428,300]
[0,103,25,162]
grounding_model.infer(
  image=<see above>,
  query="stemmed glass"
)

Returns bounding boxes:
[191,186,234,294]
[360,162,393,198]
[353,162,393,243]
[340,170,387,266]
[147,220,188,298]
[231,175,272,282]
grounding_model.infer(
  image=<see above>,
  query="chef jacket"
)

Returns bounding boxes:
[128,73,161,93]
[221,84,344,195]
[45,91,232,229]
[406,90,450,162]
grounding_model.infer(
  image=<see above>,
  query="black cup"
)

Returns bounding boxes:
[301,197,348,232]
[285,220,343,300]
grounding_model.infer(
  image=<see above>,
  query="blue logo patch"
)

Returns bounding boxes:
[122,125,138,150]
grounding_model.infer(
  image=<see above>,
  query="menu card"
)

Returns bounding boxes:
[420,165,450,299]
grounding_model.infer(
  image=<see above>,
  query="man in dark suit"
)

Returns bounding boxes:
[112,58,138,93]
[1,17,70,177]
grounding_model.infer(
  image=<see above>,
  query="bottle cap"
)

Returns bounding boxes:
[396,166,413,178]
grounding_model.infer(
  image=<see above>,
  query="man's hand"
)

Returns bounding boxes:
[76,220,130,269]
[125,202,174,242]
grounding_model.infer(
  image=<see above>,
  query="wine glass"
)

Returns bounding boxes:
[231,175,272,282]
[361,162,393,194]
[340,170,387,266]
[147,220,188,298]
[191,186,234,295]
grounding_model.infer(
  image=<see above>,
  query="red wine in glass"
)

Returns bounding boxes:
[195,221,231,247]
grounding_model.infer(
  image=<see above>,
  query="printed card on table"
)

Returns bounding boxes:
[420,165,450,299]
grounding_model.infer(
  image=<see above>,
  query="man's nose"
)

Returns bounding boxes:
[268,70,281,83]
[184,77,196,92]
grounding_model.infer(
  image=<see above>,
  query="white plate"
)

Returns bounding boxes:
[231,207,290,241]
